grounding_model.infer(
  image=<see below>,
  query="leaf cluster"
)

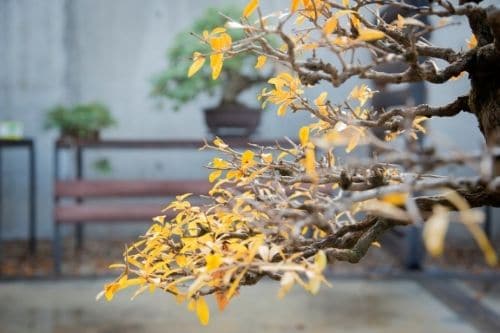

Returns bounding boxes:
[45,102,115,138]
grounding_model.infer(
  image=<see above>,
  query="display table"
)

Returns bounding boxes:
[0,139,37,262]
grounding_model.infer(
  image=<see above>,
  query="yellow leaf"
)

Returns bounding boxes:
[277,102,290,116]
[467,34,477,49]
[299,126,310,145]
[187,298,196,311]
[342,0,349,6]
[308,275,321,294]
[212,157,229,169]
[349,84,374,106]
[357,28,385,42]
[104,282,119,301]
[323,16,338,34]
[381,192,408,206]
[205,253,223,271]
[210,53,223,80]
[209,170,222,183]
[202,30,209,41]
[209,33,231,52]
[291,0,300,12]
[314,92,328,116]
[119,277,145,289]
[346,132,360,153]
[176,292,186,304]
[176,193,193,201]
[213,137,228,148]
[277,151,288,160]
[175,255,188,267]
[350,14,360,30]
[315,92,327,106]
[226,268,247,300]
[152,215,166,224]
[261,153,273,164]
[226,169,242,180]
[394,14,426,29]
[278,272,296,299]
[187,52,205,78]
[243,0,259,17]
[255,55,267,69]
[241,150,255,165]
[413,116,427,134]
[196,297,210,325]
[423,206,449,257]
[443,191,497,266]
[314,250,327,271]
[395,14,405,29]
[211,27,227,35]
[304,143,317,179]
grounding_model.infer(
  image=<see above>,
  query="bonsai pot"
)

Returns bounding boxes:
[204,102,261,138]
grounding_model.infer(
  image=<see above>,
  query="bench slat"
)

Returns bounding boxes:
[55,204,171,223]
[55,180,211,198]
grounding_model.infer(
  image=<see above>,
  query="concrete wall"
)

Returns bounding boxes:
[0,0,497,240]
[0,0,312,239]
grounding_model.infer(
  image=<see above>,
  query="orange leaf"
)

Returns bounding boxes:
[215,292,230,311]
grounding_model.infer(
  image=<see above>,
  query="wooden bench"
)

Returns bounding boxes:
[54,180,211,220]
[53,179,211,273]
[52,138,292,275]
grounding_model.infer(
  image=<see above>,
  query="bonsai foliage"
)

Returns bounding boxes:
[101,0,500,325]
[151,6,269,110]
[45,102,115,139]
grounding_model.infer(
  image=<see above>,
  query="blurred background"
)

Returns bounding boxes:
[0,0,499,332]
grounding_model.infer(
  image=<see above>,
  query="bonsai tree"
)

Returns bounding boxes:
[45,102,115,141]
[151,6,275,136]
[101,0,500,325]
[151,6,269,110]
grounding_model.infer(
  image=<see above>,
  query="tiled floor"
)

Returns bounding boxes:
[0,278,493,333]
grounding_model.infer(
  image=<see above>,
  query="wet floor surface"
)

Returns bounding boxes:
[1,278,495,333]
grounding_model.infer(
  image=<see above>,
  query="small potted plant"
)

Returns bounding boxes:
[45,102,115,142]
[151,6,270,137]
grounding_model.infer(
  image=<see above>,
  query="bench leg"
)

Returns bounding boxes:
[53,223,62,276]
[404,225,425,270]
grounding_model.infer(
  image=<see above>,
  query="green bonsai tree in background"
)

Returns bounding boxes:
[45,102,115,140]
[151,6,269,110]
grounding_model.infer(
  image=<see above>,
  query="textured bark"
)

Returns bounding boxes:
[467,9,500,148]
